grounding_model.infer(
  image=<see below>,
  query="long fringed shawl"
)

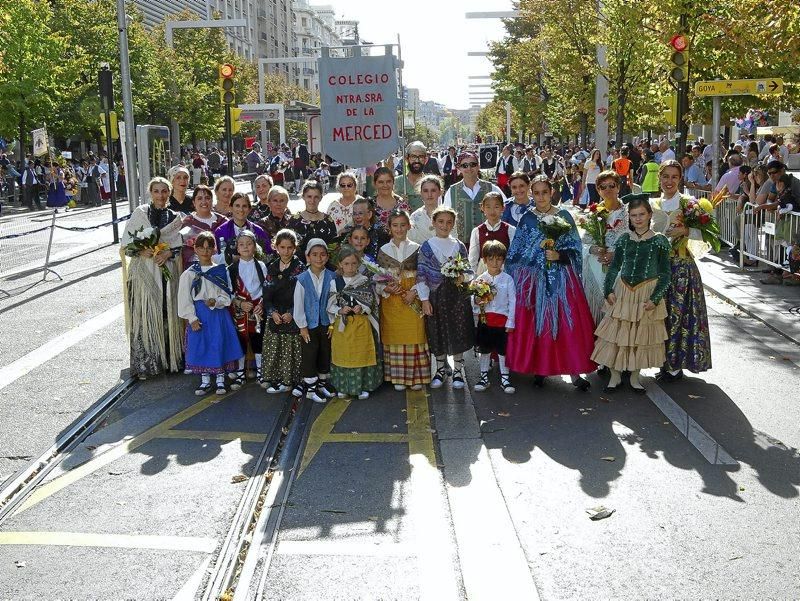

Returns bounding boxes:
[120,205,184,373]
[505,209,583,339]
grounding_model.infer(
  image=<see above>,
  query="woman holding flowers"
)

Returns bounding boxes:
[505,175,596,390]
[650,160,715,381]
[579,170,629,323]
[417,206,475,389]
[121,177,184,379]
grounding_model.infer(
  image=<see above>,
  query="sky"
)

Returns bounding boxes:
[337,0,514,110]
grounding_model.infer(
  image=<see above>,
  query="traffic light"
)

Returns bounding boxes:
[218,63,235,105]
[98,111,119,140]
[669,34,689,83]
[231,108,243,135]
[664,94,677,126]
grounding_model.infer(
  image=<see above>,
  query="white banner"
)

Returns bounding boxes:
[32,127,48,157]
[318,51,399,167]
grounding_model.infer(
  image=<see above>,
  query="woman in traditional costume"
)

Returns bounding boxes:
[505,176,595,390]
[180,185,226,267]
[121,177,184,379]
[327,246,383,399]
[591,197,671,392]
[650,160,712,381]
[377,210,430,391]
[580,170,629,324]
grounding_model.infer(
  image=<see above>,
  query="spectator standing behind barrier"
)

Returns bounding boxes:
[682,153,710,191]
[714,153,743,194]
[120,177,184,380]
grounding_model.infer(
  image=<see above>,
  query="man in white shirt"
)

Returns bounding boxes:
[660,140,675,163]
[443,151,506,243]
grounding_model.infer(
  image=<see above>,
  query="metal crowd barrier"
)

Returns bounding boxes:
[0,209,130,298]
[707,194,800,272]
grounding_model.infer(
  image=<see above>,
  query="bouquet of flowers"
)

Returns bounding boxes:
[467,279,497,324]
[361,257,423,316]
[578,204,623,272]
[538,214,573,268]
[125,226,173,280]
[671,196,721,253]
[441,254,471,281]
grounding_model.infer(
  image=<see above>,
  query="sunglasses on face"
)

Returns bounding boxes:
[460,162,479,168]
[339,183,355,188]
[598,183,617,190]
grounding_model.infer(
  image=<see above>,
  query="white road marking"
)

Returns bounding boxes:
[0,303,123,392]
[645,381,738,465]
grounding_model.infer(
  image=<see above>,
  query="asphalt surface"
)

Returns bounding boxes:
[0,198,798,599]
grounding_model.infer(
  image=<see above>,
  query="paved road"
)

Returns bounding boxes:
[0,199,798,599]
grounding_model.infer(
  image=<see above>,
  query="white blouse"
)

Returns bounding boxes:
[177,264,232,323]
[237,259,265,300]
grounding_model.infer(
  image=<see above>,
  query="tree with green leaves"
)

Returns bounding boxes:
[0,0,65,159]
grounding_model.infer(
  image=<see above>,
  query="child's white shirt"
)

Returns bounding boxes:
[471,270,516,329]
[177,264,232,323]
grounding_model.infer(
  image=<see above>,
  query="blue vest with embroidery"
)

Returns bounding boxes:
[298,269,335,329]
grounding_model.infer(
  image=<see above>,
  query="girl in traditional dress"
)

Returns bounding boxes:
[327,246,383,399]
[418,206,475,389]
[650,160,712,381]
[501,171,532,227]
[591,198,671,392]
[505,175,596,390]
[372,166,410,228]
[181,185,226,267]
[289,180,338,259]
[408,174,443,245]
[120,177,184,379]
[178,232,243,396]
[325,171,361,235]
[292,238,337,403]
[377,210,430,391]
[227,230,267,388]
[581,170,629,324]
[261,229,305,394]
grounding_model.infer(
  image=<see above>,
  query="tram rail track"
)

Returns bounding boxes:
[0,377,138,524]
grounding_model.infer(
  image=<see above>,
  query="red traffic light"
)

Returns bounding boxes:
[669,34,688,52]
[219,63,235,78]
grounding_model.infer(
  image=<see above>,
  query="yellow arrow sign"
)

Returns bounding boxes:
[695,79,784,97]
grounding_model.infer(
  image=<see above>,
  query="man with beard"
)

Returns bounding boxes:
[394,140,427,210]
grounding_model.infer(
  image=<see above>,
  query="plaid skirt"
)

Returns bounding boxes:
[382,344,431,386]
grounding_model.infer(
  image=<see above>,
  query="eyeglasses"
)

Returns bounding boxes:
[767,170,780,175]
[339,183,355,188]
[460,162,479,168]
[598,183,618,190]
[408,154,427,161]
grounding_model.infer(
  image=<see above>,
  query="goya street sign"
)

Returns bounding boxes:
[695,78,783,97]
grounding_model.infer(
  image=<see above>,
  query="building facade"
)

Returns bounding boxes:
[291,0,342,99]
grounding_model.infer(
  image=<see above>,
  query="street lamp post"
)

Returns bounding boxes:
[116,0,138,209]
